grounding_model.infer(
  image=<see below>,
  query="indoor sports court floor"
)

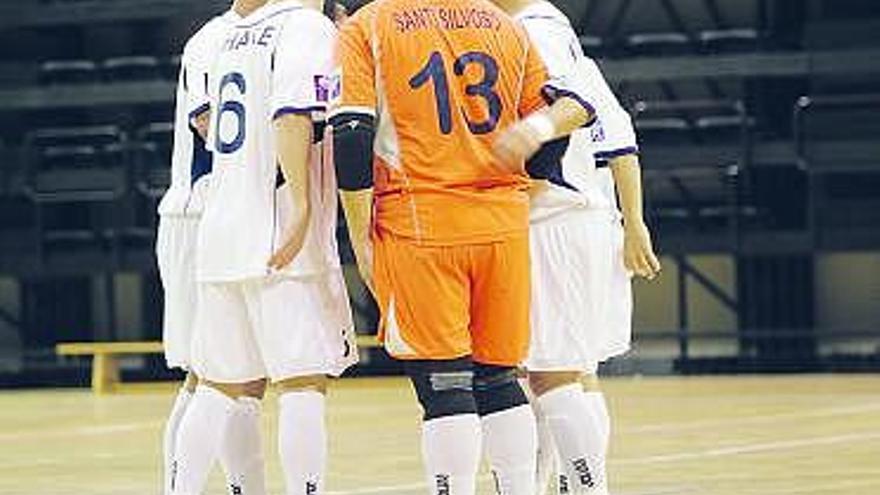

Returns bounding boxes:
[1,375,878,495]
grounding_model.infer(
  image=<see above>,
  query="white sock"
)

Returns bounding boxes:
[538,386,610,495]
[534,407,559,495]
[422,414,482,495]
[481,404,538,495]
[171,385,237,495]
[219,397,266,495]
[278,390,327,495]
[583,392,610,493]
[164,387,193,495]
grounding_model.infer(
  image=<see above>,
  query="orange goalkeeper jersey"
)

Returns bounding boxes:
[332,0,549,244]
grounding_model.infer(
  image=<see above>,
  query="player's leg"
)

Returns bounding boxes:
[253,270,357,495]
[158,216,268,495]
[540,218,629,495]
[373,231,481,495]
[157,214,202,495]
[522,377,559,495]
[404,358,482,495]
[172,282,268,495]
[469,234,537,495]
[176,378,268,495]
[529,371,609,495]
[163,371,197,495]
[217,378,268,495]
[526,213,619,495]
[275,375,329,495]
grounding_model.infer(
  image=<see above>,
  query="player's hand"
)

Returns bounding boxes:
[623,220,661,280]
[352,240,375,295]
[268,225,308,271]
[493,122,544,173]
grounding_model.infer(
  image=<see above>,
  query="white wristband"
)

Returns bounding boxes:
[523,113,556,143]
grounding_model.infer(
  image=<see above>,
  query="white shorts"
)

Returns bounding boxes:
[190,270,358,383]
[156,215,200,370]
[525,209,633,373]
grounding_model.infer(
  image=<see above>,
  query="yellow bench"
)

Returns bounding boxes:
[57,335,383,394]
[56,341,164,395]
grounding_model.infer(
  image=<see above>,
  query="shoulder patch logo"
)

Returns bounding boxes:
[315,72,341,103]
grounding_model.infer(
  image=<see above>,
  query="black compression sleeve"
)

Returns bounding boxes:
[330,112,375,191]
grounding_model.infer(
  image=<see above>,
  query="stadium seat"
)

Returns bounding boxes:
[695,114,752,143]
[134,121,173,198]
[25,168,127,204]
[164,54,182,80]
[0,139,6,194]
[795,92,880,174]
[634,99,750,145]
[38,59,98,85]
[28,125,125,170]
[700,28,760,53]
[102,56,161,82]
[20,124,128,249]
[21,160,129,251]
[645,165,741,233]
[634,116,693,145]
[625,32,693,57]
[139,121,173,153]
[616,81,666,108]
[579,35,604,58]
[0,195,37,255]
[38,144,100,170]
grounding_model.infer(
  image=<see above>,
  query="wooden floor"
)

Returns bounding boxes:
[1,375,878,495]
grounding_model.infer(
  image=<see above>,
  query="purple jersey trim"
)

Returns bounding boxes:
[272,105,325,120]
[541,85,598,126]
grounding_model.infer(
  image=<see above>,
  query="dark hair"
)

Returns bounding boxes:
[339,0,372,15]
[322,0,336,19]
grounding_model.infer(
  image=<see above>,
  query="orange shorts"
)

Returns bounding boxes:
[373,229,530,366]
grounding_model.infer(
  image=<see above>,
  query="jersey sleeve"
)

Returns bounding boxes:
[578,58,639,161]
[271,13,337,120]
[331,11,377,117]
[181,35,214,122]
[519,16,596,118]
[518,31,551,117]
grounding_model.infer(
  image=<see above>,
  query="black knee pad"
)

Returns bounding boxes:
[473,363,529,417]
[405,358,478,421]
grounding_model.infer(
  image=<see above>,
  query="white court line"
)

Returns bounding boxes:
[3,431,878,492]
[0,420,162,442]
[6,400,875,444]
[618,431,880,465]
[328,481,425,495]
[327,479,696,495]
[762,478,880,495]
[328,431,880,494]
[626,402,880,433]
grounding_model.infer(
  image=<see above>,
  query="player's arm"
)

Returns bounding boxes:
[267,13,337,269]
[340,190,374,290]
[268,114,314,270]
[494,24,596,170]
[332,112,375,291]
[330,12,378,292]
[191,108,211,141]
[609,154,661,279]
[181,42,213,142]
[494,98,593,171]
[579,55,660,279]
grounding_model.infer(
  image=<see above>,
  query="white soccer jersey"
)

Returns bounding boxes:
[158,10,239,217]
[515,2,639,222]
[197,1,340,282]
